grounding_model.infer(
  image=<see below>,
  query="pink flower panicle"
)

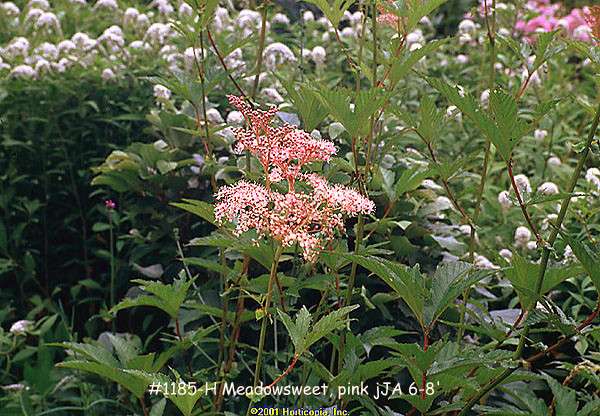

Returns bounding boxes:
[216,96,375,261]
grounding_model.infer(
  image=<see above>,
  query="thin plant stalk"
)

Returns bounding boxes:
[251,0,269,99]
[246,244,283,416]
[108,209,116,331]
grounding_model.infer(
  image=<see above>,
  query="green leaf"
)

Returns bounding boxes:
[305,305,359,350]
[426,77,525,161]
[150,398,166,416]
[532,31,564,73]
[388,39,445,85]
[505,254,583,310]
[380,0,447,33]
[126,371,204,416]
[111,276,195,319]
[544,375,578,416]
[424,261,476,326]
[171,199,216,225]
[57,360,149,398]
[278,305,358,355]
[394,166,432,199]
[0,220,7,254]
[277,78,327,131]
[558,231,600,293]
[344,254,426,328]
[406,0,447,32]
[318,88,385,137]
[488,89,529,156]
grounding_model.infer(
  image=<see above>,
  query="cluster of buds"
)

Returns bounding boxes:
[215,96,374,261]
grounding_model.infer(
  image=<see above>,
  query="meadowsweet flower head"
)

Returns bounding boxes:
[311,46,326,66]
[153,84,171,101]
[10,320,32,335]
[35,11,60,30]
[263,42,296,71]
[514,174,532,194]
[94,0,118,11]
[514,226,531,248]
[215,96,374,261]
[10,64,36,79]
[537,181,559,195]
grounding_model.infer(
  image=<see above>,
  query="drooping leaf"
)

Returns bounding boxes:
[344,254,426,328]
[57,360,149,398]
[171,199,216,225]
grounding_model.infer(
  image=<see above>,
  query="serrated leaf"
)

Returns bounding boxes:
[532,31,564,73]
[111,276,195,318]
[389,39,445,85]
[506,254,583,310]
[394,166,432,198]
[318,88,385,137]
[57,361,149,398]
[305,305,358,350]
[278,305,358,355]
[344,254,426,328]
[424,261,477,326]
[426,77,524,161]
[278,78,328,131]
[544,374,578,416]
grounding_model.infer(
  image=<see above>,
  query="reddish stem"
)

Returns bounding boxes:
[207,30,249,100]
[267,353,299,388]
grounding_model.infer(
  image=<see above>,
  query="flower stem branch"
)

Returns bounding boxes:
[507,158,542,243]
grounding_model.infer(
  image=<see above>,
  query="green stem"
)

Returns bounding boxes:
[109,211,116,321]
[457,99,600,416]
[461,0,496,342]
[247,245,283,415]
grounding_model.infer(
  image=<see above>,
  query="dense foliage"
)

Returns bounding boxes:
[1,0,600,415]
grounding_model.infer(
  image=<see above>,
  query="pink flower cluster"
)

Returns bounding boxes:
[215,96,375,261]
[512,0,593,42]
[227,95,337,190]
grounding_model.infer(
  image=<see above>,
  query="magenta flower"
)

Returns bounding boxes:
[104,199,116,210]
[215,96,374,261]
